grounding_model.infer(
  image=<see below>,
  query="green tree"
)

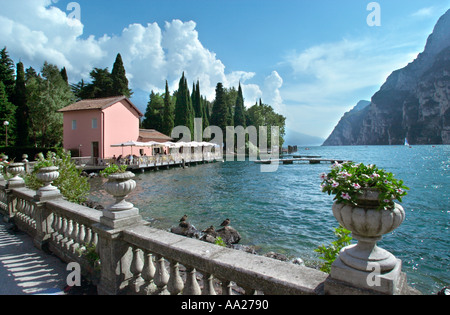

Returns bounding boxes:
[162,80,174,136]
[111,53,132,98]
[192,80,202,118]
[80,68,114,99]
[0,47,15,100]
[210,82,229,132]
[142,91,164,131]
[0,81,16,146]
[174,72,194,138]
[12,62,29,146]
[27,62,75,147]
[70,78,86,101]
[247,100,286,148]
[60,67,69,84]
[234,83,246,128]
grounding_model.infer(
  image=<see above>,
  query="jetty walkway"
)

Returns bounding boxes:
[255,157,350,165]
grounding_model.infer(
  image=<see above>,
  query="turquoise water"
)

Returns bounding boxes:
[89,145,449,294]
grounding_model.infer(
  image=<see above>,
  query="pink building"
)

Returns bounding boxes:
[59,96,171,160]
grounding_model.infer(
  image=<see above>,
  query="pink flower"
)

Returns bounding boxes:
[332,162,342,169]
[396,188,404,194]
[339,171,351,178]
[331,181,339,188]
[320,173,328,180]
[371,173,380,179]
[341,193,351,200]
[352,183,361,189]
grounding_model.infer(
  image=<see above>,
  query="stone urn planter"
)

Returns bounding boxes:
[104,171,137,212]
[36,166,60,196]
[332,188,406,273]
[7,162,25,187]
[101,171,141,229]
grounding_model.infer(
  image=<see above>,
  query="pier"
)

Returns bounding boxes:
[255,158,350,165]
[71,151,223,173]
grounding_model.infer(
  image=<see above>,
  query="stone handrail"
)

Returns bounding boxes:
[122,225,326,295]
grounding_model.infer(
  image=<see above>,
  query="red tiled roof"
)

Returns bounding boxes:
[58,96,143,117]
[138,129,173,142]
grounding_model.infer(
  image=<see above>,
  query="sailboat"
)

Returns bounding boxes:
[404,138,412,148]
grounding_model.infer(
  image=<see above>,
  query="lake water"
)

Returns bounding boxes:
[89,145,449,295]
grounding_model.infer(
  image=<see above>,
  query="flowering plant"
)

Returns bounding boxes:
[320,161,409,210]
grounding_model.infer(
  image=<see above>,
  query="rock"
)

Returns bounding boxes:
[202,225,218,238]
[291,257,305,266]
[216,226,241,245]
[82,200,104,210]
[170,222,201,239]
[324,10,450,146]
[230,244,258,255]
[264,251,288,262]
[200,234,217,244]
[437,286,450,295]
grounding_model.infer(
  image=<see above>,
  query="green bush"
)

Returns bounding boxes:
[314,226,352,273]
[25,150,90,204]
[99,164,127,178]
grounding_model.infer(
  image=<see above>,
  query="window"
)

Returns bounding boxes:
[72,120,77,130]
[92,118,98,129]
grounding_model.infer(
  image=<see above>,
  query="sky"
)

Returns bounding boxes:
[1,0,449,140]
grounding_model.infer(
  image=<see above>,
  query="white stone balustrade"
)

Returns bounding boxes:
[0,165,418,295]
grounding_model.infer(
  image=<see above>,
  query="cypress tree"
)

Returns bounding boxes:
[12,62,29,146]
[210,82,229,132]
[0,47,16,101]
[192,80,202,118]
[162,80,174,136]
[111,53,132,97]
[174,72,194,137]
[60,67,69,84]
[233,83,246,128]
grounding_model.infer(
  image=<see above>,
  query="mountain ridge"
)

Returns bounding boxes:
[323,9,450,146]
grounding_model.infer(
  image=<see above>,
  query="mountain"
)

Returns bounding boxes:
[324,9,450,146]
[323,101,370,146]
[285,129,324,146]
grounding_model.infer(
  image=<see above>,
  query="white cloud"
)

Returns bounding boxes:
[0,0,278,108]
[411,7,436,18]
[263,71,285,114]
[282,37,420,138]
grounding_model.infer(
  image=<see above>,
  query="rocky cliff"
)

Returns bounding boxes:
[324,9,450,146]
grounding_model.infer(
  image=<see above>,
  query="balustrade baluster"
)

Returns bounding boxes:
[60,216,68,248]
[221,280,233,295]
[65,219,74,251]
[202,273,216,295]
[167,259,184,295]
[141,250,157,295]
[84,226,92,246]
[153,254,169,295]
[183,266,201,295]
[69,221,79,253]
[50,213,58,242]
[130,246,144,294]
[77,224,86,252]
[55,214,63,244]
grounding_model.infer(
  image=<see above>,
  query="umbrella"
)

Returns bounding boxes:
[111,141,147,155]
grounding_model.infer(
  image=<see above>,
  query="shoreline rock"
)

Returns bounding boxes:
[169,218,305,266]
